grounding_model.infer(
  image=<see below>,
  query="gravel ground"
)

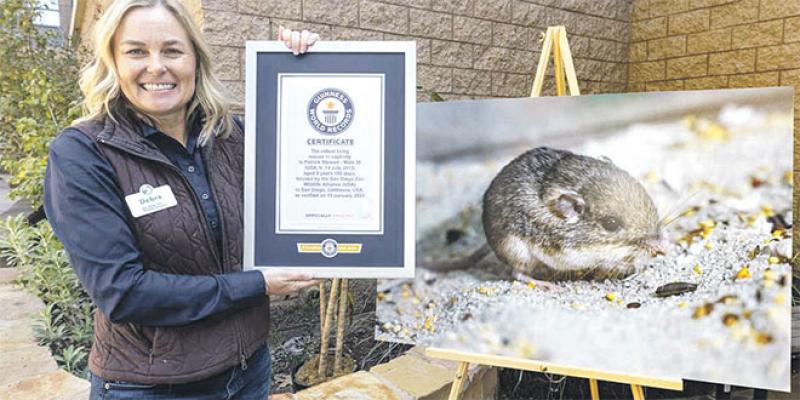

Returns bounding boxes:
[376,104,793,391]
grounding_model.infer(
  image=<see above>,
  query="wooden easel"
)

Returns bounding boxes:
[530,26,580,97]
[424,26,684,400]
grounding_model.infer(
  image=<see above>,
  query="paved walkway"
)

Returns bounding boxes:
[0,175,90,399]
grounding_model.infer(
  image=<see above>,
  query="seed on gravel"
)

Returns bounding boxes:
[692,303,714,319]
[735,266,751,280]
[699,220,716,229]
[424,317,435,332]
[755,332,773,345]
[477,286,495,295]
[768,214,790,231]
[655,282,698,297]
[722,313,739,326]
[716,294,738,304]
[750,176,768,188]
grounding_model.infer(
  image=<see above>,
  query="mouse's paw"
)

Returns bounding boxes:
[513,272,559,290]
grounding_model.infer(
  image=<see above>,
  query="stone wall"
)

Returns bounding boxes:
[200,0,633,107]
[629,0,800,122]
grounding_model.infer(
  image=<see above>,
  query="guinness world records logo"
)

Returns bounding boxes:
[307,88,354,135]
[320,238,338,258]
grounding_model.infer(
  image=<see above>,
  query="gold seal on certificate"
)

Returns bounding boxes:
[276,75,384,234]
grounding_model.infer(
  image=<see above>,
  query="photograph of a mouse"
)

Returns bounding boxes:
[377,88,793,392]
[483,147,667,282]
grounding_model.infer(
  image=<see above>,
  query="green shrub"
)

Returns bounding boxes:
[0,0,90,377]
[0,215,94,377]
[0,0,83,207]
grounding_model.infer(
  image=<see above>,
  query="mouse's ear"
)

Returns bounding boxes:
[548,190,585,223]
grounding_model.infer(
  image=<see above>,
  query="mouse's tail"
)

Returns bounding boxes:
[419,243,492,272]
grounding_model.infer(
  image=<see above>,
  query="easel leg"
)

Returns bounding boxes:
[589,378,599,400]
[630,384,646,400]
[552,28,566,96]
[448,362,469,400]
[530,27,556,97]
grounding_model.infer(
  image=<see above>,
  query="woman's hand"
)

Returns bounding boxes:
[260,269,319,295]
[278,25,320,55]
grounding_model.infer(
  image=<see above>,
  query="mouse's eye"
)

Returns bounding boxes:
[600,216,622,232]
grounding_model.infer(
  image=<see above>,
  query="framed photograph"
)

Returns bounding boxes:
[243,41,415,278]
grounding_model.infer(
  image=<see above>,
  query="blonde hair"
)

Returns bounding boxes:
[76,0,233,144]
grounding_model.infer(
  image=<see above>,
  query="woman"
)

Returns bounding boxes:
[43,0,318,398]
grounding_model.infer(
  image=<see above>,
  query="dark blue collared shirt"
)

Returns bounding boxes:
[43,116,265,327]
[139,121,224,256]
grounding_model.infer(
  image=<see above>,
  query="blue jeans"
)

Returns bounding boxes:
[89,345,271,399]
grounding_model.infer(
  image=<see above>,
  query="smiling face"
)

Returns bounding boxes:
[113,5,196,121]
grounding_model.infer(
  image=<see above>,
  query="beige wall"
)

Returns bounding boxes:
[68,1,800,111]
[629,0,800,120]
[71,1,633,103]
[199,0,633,106]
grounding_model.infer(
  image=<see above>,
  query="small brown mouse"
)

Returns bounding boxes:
[423,147,667,282]
[482,147,667,281]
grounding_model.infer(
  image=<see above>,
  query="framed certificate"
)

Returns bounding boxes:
[243,41,415,278]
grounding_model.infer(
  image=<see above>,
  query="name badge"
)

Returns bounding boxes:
[125,184,178,218]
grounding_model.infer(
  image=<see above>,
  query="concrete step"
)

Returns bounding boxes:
[0,269,59,388]
[274,346,497,400]
[0,344,58,388]
[272,371,404,400]
[0,268,89,398]
[0,370,90,400]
